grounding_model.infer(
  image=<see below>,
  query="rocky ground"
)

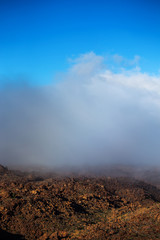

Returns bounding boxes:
[0,165,160,239]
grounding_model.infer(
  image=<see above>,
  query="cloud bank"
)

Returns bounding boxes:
[1,52,160,167]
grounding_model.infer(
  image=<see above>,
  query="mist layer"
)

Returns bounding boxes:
[1,52,160,167]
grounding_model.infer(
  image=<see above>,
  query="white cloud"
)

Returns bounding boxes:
[1,52,160,167]
[112,54,140,67]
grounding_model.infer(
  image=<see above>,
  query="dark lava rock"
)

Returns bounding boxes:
[0,165,8,174]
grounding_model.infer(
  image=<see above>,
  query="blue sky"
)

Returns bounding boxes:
[0,0,160,85]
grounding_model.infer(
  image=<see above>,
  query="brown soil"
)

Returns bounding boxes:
[0,165,160,239]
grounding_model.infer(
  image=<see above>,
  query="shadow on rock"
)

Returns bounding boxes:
[0,228,25,240]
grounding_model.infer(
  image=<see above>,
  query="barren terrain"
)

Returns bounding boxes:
[0,165,160,239]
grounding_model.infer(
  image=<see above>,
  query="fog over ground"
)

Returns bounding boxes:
[1,52,160,167]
